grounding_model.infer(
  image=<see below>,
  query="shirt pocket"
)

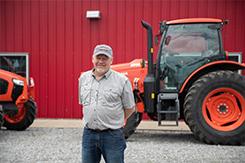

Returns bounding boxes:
[80,84,91,106]
[101,88,121,106]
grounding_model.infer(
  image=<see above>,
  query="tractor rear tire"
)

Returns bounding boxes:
[3,99,37,131]
[184,71,245,145]
[123,112,142,139]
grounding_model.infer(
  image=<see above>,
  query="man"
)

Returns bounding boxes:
[79,44,135,163]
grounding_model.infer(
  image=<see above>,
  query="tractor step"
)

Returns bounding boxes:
[157,93,180,126]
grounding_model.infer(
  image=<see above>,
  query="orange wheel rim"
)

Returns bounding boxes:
[202,87,245,131]
[4,104,26,124]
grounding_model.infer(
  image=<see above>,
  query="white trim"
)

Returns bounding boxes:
[229,52,242,63]
[229,52,242,74]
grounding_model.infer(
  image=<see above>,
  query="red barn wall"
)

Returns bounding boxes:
[0,0,245,118]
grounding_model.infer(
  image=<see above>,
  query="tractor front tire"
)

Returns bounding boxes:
[184,71,245,145]
[3,99,37,131]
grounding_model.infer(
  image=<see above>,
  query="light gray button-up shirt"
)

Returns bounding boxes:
[78,69,135,130]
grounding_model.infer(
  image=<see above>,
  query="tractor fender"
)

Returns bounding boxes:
[180,60,245,94]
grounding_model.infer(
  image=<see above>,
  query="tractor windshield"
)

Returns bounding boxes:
[159,23,221,90]
[162,23,220,57]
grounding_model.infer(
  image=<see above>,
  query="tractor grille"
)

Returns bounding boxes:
[0,79,8,95]
[11,84,24,102]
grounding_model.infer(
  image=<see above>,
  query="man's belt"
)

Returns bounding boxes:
[85,127,122,133]
[86,127,112,132]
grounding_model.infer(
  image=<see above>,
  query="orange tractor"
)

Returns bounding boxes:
[0,54,37,130]
[113,18,245,145]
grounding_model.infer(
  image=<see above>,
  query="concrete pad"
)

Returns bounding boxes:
[31,119,190,131]
[137,120,190,131]
[30,119,83,128]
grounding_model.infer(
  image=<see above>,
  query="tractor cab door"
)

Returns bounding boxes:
[158,23,223,91]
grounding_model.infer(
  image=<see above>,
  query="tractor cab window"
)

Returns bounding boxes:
[162,23,220,57]
[159,23,221,89]
[0,55,28,78]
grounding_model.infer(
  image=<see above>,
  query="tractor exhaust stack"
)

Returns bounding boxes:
[141,20,156,113]
[141,20,154,75]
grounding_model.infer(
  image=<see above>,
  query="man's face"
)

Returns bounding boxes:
[92,54,112,75]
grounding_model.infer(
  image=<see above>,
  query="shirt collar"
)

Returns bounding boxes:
[91,68,112,79]
[104,68,112,78]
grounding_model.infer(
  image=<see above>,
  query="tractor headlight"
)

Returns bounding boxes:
[13,79,24,86]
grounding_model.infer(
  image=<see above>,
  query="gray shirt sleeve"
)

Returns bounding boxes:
[78,75,82,105]
[121,79,135,109]
[78,74,84,105]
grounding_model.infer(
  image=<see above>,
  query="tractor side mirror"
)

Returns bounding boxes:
[165,35,171,45]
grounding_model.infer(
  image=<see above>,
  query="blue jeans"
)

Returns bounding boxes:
[82,128,126,163]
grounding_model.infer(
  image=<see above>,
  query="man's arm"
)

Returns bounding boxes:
[121,79,136,120]
[124,107,135,120]
[78,74,82,105]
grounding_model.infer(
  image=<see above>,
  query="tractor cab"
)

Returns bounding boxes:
[157,19,225,91]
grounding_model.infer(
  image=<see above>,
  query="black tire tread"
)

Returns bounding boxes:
[3,99,37,131]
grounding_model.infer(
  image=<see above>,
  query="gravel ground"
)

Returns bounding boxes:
[0,127,244,163]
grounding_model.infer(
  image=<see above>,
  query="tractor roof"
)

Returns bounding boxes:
[166,18,222,25]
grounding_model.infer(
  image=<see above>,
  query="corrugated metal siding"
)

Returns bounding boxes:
[0,0,245,118]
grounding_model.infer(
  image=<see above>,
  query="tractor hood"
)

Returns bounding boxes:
[0,68,29,102]
[111,59,148,92]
